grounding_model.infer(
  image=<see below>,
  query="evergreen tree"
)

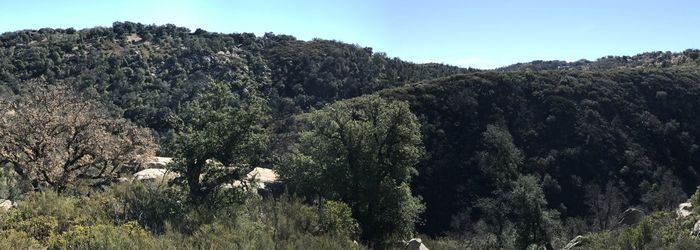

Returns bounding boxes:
[281,96,424,247]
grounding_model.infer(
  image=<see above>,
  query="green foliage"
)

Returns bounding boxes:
[509,175,561,249]
[689,186,700,215]
[0,22,470,138]
[47,222,164,250]
[320,200,360,238]
[4,22,700,248]
[169,80,270,200]
[617,218,654,250]
[499,49,700,71]
[0,229,42,249]
[3,191,102,233]
[565,211,700,250]
[640,171,687,211]
[379,69,700,236]
[0,185,367,249]
[174,197,363,250]
[98,181,186,234]
[177,221,275,250]
[475,124,524,190]
[13,215,58,243]
[281,95,424,246]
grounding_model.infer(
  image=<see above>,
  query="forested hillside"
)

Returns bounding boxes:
[499,49,700,71]
[2,22,700,249]
[0,22,471,136]
[376,69,700,240]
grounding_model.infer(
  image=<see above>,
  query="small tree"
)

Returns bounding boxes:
[508,175,560,250]
[281,96,424,246]
[473,124,524,244]
[169,81,269,200]
[0,83,155,192]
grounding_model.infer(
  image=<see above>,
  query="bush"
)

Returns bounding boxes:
[178,221,275,250]
[98,181,186,234]
[0,184,368,249]
[320,200,360,238]
[689,186,700,213]
[12,215,58,243]
[47,222,165,250]
[618,218,654,250]
[420,235,468,250]
[10,191,84,231]
[0,229,42,249]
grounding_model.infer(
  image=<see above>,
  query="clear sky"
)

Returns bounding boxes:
[1,0,698,69]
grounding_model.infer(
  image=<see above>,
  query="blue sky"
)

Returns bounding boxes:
[1,0,698,69]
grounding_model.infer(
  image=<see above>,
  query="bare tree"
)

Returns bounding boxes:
[0,82,155,192]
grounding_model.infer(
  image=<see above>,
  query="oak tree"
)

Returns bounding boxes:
[0,83,155,192]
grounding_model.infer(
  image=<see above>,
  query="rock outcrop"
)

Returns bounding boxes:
[0,199,16,212]
[406,238,429,250]
[617,208,645,226]
[692,220,700,236]
[145,157,173,168]
[563,235,588,249]
[133,168,178,181]
[677,202,693,218]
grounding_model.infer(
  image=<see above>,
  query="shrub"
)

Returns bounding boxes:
[617,218,654,250]
[12,215,58,243]
[420,235,468,250]
[98,182,186,234]
[0,229,42,249]
[320,200,360,238]
[47,222,165,250]
[179,221,275,250]
[11,191,83,231]
[689,186,700,214]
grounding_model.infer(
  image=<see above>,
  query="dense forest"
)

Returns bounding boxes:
[2,22,700,249]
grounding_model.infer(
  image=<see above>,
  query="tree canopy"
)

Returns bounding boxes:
[281,96,424,247]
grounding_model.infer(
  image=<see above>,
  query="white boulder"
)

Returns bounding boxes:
[406,238,429,250]
[133,168,178,181]
[693,220,700,236]
[226,167,279,189]
[677,202,693,218]
[146,157,173,168]
[0,200,16,212]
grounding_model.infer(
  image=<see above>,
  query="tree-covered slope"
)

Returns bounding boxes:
[4,21,700,248]
[499,49,700,71]
[0,22,472,135]
[370,68,700,237]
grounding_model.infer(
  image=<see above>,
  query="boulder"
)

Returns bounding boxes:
[227,167,279,189]
[145,157,173,168]
[406,238,429,250]
[617,208,645,226]
[563,235,588,249]
[248,167,279,185]
[133,168,178,181]
[692,220,700,236]
[0,200,16,212]
[677,202,693,218]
